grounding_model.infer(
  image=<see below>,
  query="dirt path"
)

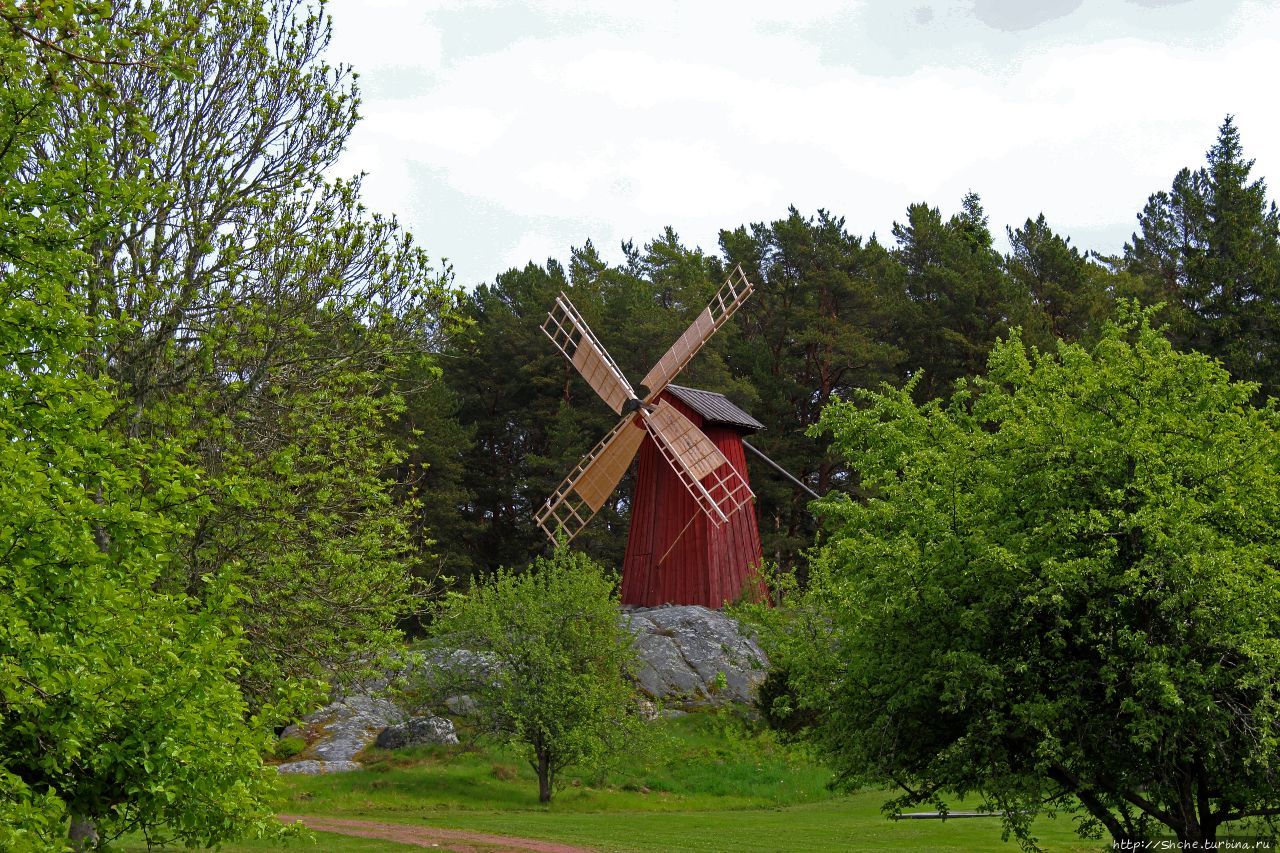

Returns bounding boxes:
[278,814,597,853]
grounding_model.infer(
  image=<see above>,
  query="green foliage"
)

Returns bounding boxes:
[0,4,289,846]
[389,373,478,590]
[891,193,1029,402]
[752,664,820,737]
[415,549,644,802]
[732,567,831,740]
[786,307,1280,849]
[439,258,581,574]
[33,0,462,708]
[272,737,308,761]
[720,208,905,577]
[1006,214,1112,347]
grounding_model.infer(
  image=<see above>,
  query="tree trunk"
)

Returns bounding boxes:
[536,750,553,804]
[1174,825,1216,849]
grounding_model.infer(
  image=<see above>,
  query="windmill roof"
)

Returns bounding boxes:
[664,385,764,433]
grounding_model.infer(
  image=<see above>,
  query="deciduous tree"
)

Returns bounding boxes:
[416,550,643,803]
[35,0,458,706]
[786,308,1280,850]
[0,3,288,847]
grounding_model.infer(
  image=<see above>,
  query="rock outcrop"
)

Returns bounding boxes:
[375,715,458,749]
[626,605,767,708]
[276,759,360,775]
[274,604,767,773]
[275,695,403,775]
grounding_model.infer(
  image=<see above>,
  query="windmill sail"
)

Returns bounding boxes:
[537,267,757,547]
[543,293,635,415]
[536,413,646,542]
[640,265,754,402]
[642,400,754,524]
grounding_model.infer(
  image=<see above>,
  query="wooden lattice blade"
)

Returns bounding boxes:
[644,399,728,480]
[640,264,754,402]
[542,293,635,415]
[642,399,754,525]
[536,413,646,543]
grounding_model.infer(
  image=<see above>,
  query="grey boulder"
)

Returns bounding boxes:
[625,605,767,708]
[276,695,404,774]
[375,715,458,749]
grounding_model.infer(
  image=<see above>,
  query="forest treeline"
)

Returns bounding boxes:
[413,115,1280,583]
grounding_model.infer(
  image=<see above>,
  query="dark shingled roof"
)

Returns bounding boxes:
[664,385,764,433]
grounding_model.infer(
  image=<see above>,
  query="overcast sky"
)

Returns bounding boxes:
[324,0,1280,288]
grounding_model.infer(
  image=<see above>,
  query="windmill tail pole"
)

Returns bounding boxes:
[741,440,822,500]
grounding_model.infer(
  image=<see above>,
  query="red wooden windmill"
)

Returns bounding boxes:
[535,266,764,608]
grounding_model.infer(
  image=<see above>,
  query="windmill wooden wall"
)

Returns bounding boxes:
[620,391,764,608]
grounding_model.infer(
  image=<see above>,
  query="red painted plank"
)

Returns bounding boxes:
[620,391,763,608]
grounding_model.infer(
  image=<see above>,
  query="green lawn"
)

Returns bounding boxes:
[119,798,1103,853]
[115,713,1125,852]
[277,712,836,815]
[285,795,1105,853]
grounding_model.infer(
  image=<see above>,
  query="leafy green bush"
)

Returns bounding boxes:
[272,737,307,760]
[754,665,818,736]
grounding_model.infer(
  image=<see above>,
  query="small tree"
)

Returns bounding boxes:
[420,550,642,803]
[789,307,1280,850]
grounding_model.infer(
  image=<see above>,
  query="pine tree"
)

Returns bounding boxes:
[892,193,1023,401]
[1006,214,1111,346]
[721,208,904,576]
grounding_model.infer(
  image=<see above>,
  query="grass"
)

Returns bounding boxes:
[119,799,1103,853]
[361,796,1105,852]
[115,711,1234,852]
[276,711,835,815]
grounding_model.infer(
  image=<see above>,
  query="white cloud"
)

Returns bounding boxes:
[326,0,443,75]
[325,0,1280,285]
[528,0,864,31]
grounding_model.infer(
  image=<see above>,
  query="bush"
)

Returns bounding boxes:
[272,737,307,760]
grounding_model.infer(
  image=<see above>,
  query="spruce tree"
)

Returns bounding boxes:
[1126,116,1280,396]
